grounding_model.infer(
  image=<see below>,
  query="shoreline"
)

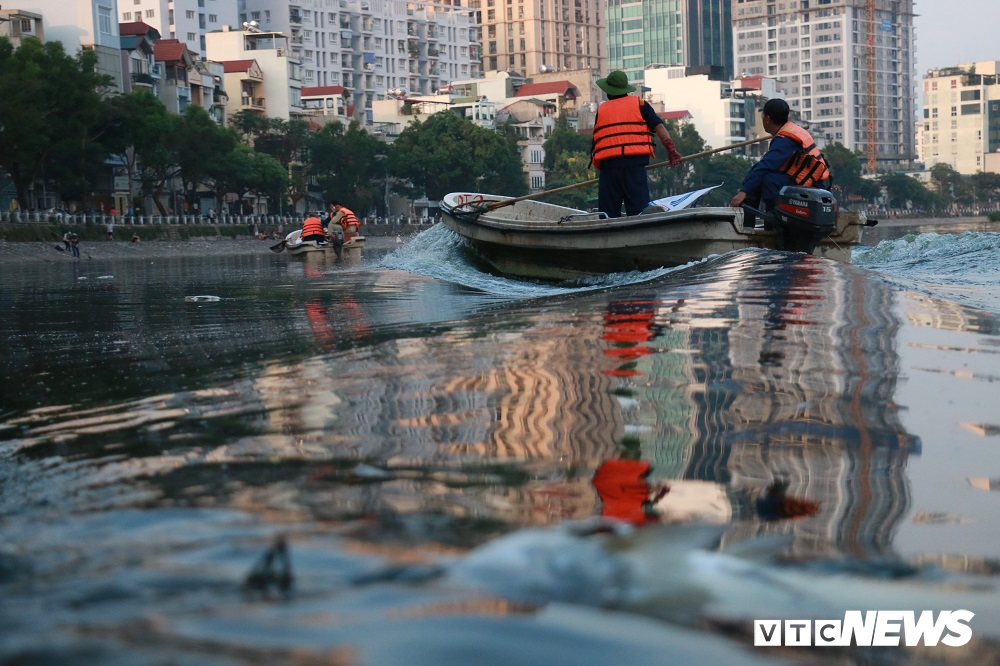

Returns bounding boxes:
[0,234,410,266]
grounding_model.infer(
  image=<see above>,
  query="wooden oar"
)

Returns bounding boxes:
[270,239,286,253]
[462,135,772,215]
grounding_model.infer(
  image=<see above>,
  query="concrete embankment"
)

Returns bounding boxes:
[0,222,431,265]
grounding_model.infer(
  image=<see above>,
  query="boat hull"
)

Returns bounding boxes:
[440,192,869,280]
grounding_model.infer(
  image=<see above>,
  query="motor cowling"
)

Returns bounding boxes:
[767,186,837,253]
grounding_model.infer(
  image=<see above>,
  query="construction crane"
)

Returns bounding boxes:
[866,0,877,174]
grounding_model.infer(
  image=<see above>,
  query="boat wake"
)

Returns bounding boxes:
[854,231,1000,313]
[379,225,709,298]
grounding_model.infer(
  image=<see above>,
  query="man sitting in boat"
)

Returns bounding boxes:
[591,70,684,218]
[328,201,360,242]
[729,98,831,221]
[300,212,327,244]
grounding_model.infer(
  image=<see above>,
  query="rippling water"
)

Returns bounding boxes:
[2,221,1000,664]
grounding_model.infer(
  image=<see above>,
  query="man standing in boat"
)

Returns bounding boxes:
[591,70,685,218]
[729,98,831,218]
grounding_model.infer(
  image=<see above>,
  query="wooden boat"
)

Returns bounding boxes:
[283,228,366,257]
[440,188,875,280]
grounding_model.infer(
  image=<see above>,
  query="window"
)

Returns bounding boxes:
[123,12,131,21]
[187,32,197,41]
[530,175,543,189]
[146,9,155,18]
[209,14,217,22]
[98,5,113,35]
[186,10,195,19]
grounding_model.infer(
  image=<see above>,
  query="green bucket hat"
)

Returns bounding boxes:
[597,70,636,96]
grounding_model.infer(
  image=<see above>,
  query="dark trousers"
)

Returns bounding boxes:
[598,157,651,218]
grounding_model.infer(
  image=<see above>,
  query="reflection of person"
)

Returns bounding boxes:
[592,458,668,525]
[300,213,326,243]
[729,98,831,214]
[591,70,684,219]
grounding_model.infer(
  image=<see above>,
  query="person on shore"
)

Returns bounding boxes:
[69,232,80,258]
[300,212,326,243]
[106,221,114,240]
[729,98,831,216]
[131,232,141,243]
[591,70,684,218]
[63,231,72,252]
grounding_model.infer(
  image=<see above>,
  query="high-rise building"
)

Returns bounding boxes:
[733,0,916,173]
[467,0,606,78]
[921,61,1000,175]
[120,0,239,57]
[239,0,481,124]
[607,0,733,87]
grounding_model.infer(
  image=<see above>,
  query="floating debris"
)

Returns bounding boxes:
[184,295,222,302]
[244,536,293,597]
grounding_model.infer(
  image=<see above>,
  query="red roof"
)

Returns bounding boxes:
[119,21,158,37]
[221,59,257,73]
[514,81,577,97]
[301,85,347,97]
[658,110,690,121]
[154,39,190,63]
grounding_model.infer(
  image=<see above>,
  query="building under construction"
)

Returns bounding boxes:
[733,0,916,174]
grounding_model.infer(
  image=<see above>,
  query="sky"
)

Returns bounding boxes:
[912,0,1000,71]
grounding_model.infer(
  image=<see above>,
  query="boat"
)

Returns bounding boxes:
[283,227,366,257]
[440,186,876,280]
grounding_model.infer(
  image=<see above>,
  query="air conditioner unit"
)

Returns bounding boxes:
[364,63,373,72]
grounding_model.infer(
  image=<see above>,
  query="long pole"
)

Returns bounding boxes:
[482,135,772,213]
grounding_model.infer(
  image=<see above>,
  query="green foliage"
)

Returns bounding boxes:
[0,37,111,207]
[310,120,385,213]
[544,153,596,208]
[689,154,754,206]
[542,115,590,173]
[649,122,707,198]
[388,111,527,201]
[988,211,1000,222]
[171,105,237,201]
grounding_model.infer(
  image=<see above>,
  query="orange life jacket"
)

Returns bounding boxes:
[591,459,658,525]
[336,207,359,231]
[301,216,324,238]
[775,122,831,186]
[591,96,655,169]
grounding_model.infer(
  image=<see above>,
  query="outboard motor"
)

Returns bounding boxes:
[766,186,837,253]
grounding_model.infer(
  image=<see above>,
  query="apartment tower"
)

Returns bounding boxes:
[733,0,916,173]
[467,0,606,77]
[121,0,238,56]
[607,0,734,87]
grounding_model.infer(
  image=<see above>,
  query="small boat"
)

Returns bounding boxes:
[283,228,366,257]
[441,187,876,280]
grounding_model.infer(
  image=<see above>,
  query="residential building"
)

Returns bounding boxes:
[153,38,200,112]
[733,0,916,173]
[607,0,733,87]
[206,24,302,119]
[16,0,124,92]
[120,0,238,57]
[0,8,44,47]
[645,66,776,154]
[239,0,482,125]
[119,20,161,94]
[468,0,605,78]
[921,61,1000,175]
[300,84,353,125]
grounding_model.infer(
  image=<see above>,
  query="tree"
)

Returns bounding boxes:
[0,37,110,208]
[542,114,591,173]
[688,153,755,206]
[98,90,174,212]
[171,105,237,207]
[648,122,707,198]
[309,119,385,214]
[388,111,526,201]
[230,112,313,209]
[543,154,596,209]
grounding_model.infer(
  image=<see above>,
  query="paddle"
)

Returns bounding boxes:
[453,135,773,218]
[270,240,286,253]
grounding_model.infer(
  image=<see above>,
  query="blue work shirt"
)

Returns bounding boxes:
[739,135,797,207]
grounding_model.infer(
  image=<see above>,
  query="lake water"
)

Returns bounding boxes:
[2,220,999,664]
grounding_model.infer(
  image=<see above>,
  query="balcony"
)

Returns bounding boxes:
[131,72,155,87]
